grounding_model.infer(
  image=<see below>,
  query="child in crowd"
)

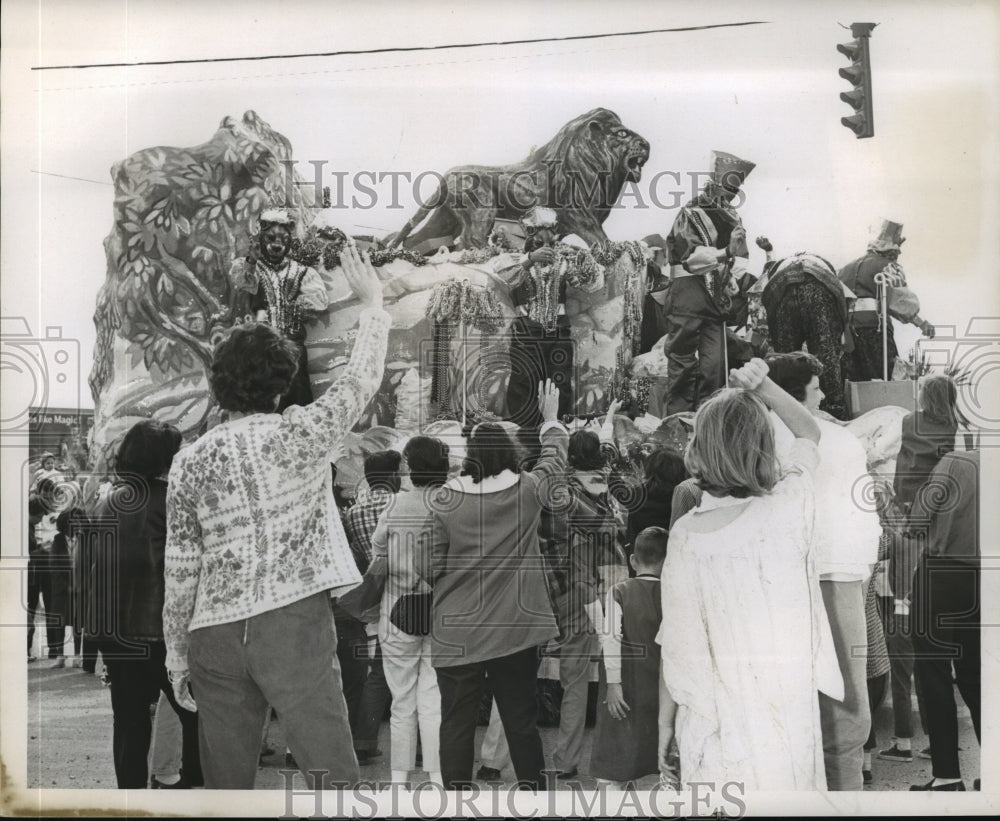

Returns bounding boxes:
[590,526,667,787]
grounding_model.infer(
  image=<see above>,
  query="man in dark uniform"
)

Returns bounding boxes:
[838,220,935,382]
[662,151,755,414]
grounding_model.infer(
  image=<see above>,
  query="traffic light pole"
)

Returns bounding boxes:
[838,22,877,138]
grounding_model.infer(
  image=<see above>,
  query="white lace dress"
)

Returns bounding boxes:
[657,438,843,790]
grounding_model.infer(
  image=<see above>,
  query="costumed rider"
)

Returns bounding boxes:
[838,220,935,382]
[760,252,856,420]
[494,206,606,429]
[662,150,755,415]
[230,208,329,411]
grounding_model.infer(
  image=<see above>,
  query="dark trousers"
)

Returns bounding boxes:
[505,316,573,428]
[188,592,359,789]
[662,312,726,415]
[26,563,45,656]
[102,640,202,789]
[877,604,928,739]
[769,281,847,420]
[335,618,369,733]
[353,637,392,753]
[864,673,889,750]
[436,645,545,790]
[843,324,898,383]
[912,558,981,780]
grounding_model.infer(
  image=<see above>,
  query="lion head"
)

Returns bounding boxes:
[529,108,650,215]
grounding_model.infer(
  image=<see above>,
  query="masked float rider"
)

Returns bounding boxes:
[662,151,756,415]
[838,220,935,382]
[230,209,328,411]
[495,206,606,429]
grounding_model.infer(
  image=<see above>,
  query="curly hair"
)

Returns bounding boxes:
[765,352,824,403]
[210,323,300,413]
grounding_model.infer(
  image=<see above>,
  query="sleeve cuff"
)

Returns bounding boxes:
[605,673,622,685]
[539,420,568,438]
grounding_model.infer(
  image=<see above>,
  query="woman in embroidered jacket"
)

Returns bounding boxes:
[230,208,328,410]
[163,245,389,789]
[657,358,843,790]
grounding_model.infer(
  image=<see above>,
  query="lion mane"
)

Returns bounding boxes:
[392,108,649,252]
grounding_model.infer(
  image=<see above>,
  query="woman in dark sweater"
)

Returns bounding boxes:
[625,447,688,556]
[428,381,566,790]
[894,374,964,516]
[93,420,202,789]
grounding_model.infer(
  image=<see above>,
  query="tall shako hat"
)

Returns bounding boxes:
[710,150,755,193]
[868,219,906,253]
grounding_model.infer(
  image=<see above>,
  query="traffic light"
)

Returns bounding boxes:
[837,22,876,138]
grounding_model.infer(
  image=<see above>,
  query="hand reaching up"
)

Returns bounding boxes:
[538,379,560,423]
[340,243,383,310]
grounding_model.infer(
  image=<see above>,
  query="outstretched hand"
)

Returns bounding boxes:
[755,235,773,253]
[340,244,383,310]
[538,379,560,423]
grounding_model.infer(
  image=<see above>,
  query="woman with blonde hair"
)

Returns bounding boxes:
[656,359,842,790]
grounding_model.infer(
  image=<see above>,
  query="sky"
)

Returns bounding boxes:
[2,0,999,415]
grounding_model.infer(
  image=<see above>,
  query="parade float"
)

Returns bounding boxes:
[86,109,911,500]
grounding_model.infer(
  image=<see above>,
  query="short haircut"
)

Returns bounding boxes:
[403,436,450,488]
[684,389,778,498]
[116,419,183,480]
[363,450,402,494]
[919,373,958,424]
[28,498,47,518]
[642,447,687,496]
[462,423,520,483]
[568,429,603,471]
[210,323,299,413]
[634,526,668,567]
[56,507,86,535]
[765,352,823,402]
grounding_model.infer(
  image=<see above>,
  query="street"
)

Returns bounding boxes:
[25,653,981,793]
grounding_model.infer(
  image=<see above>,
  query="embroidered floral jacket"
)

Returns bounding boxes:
[163,307,391,672]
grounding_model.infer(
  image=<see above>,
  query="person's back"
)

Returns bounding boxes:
[894,411,957,511]
[657,360,841,791]
[591,527,665,786]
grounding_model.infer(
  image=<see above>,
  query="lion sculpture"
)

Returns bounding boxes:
[392,108,650,252]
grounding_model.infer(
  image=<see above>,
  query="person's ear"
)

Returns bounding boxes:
[629,554,637,571]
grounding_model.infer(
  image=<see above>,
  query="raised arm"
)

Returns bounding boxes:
[528,380,569,482]
[730,358,821,445]
[274,245,390,460]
